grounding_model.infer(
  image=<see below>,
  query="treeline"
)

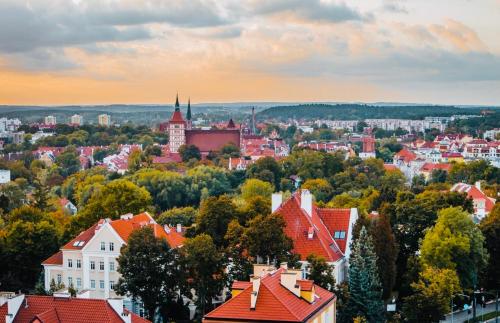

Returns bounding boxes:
[257,104,492,120]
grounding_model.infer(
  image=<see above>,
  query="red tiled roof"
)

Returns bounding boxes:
[0,295,150,323]
[316,208,351,254]
[169,110,185,123]
[442,152,463,158]
[394,149,416,163]
[232,281,252,290]
[274,193,344,262]
[62,224,99,250]
[420,163,452,172]
[297,280,314,291]
[204,268,335,322]
[451,183,496,213]
[185,129,240,153]
[42,251,63,266]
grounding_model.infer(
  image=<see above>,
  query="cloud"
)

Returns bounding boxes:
[383,1,408,14]
[429,19,487,52]
[245,0,368,23]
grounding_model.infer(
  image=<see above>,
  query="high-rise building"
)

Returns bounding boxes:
[45,115,57,125]
[98,114,111,126]
[70,114,83,126]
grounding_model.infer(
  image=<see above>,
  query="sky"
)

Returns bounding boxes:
[1,0,500,106]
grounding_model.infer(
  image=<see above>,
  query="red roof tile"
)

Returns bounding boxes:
[0,295,150,323]
[316,208,351,254]
[394,149,416,163]
[232,281,252,290]
[42,251,63,266]
[169,110,185,123]
[204,268,335,322]
[185,129,240,153]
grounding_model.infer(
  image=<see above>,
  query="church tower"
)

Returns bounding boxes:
[168,94,186,153]
[186,97,192,130]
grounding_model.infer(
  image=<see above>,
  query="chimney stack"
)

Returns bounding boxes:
[475,181,481,191]
[271,193,282,213]
[280,271,301,297]
[176,223,182,233]
[300,190,313,217]
[250,276,261,309]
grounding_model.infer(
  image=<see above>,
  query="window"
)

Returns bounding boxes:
[90,280,96,289]
[100,242,106,251]
[99,261,104,271]
[99,280,105,289]
[68,277,73,286]
[109,242,114,251]
[109,281,115,290]
[90,261,95,270]
[67,259,73,268]
[109,261,115,272]
[334,231,346,239]
[76,259,81,269]
[57,274,62,284]
[76,278,81,289]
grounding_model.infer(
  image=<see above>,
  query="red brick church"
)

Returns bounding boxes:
[163,95,241,155]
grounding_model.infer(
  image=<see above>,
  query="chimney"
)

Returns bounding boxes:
[280,271,301,297]
[250,276,261,309]
[307,227,314,240]
[120,213,133,220]
[176,223,182,233]
[271,193,282,213]
[475,181,481,191]
[280,262,288,270]
[108,298,131,323]
[164,225,171,234]
[301,190,313,217]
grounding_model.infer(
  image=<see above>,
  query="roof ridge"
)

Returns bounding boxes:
[259,279,302,321]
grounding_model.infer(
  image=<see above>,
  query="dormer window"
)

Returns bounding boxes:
[334,231,346,239]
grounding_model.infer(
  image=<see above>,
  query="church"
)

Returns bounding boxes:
[165,95,241,156]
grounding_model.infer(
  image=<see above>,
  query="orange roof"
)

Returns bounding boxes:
[297,280,314,291]
[205,268,335,322]
[232,281,252,290]
[383,164,398,171]
[46,213,185,265]
[420,163,452,172]
[274,192,351,262]
[42,251,63,266]
[394,149,416,163]
[0,295,150,323]
[451,183,496,213]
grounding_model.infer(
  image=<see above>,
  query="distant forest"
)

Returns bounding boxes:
[257,104,498,121]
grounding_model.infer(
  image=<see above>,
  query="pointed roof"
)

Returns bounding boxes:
[175,93,180,111]
[227,118,236,129]
[204,268,335,322]
[186,98,192,120]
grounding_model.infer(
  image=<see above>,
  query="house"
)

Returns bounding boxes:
[271,190,358,283]
[393,149,425,182]
[450,182,496,221]
[418,163,452,181]
[0,294,150,323]
[42,212,185,299]
[59,198,78,215]
[203,264,336,323]
[441,152,464,163]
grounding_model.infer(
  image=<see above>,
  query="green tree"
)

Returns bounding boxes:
[302,178,333,203]
[430,169,448,183]
[242,213,293,264]
[479,204,500,289]
[345,226,384,323]
[116,227,180,321]
[306,254,336,292]
[187,165,232,203]
[246,156,283,188]
[178,144,201,162]
[195,195,238,247]
[225,220,253,281]
[55,147,81,177]
[182,234,226,316]
[33,177,50,210]
[157,207,197,226]
[402,267,461,323]
[127,149,144,173]
[240,178,274,201]
[72,179,152,232]
[0,182,26,213]
[420,207,488,289]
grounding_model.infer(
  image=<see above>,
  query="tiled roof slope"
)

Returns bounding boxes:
[274,192,352,262]
[0,295,150,323]
[204,268,335,322]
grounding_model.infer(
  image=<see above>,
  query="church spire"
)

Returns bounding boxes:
[186,97,192,121]
[175,93,180,111]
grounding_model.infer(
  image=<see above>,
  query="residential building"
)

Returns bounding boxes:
[45,116,57,126]
[59,198,78,215]
[418,163,451,181]
[70,114,83,126]
[98,114,111,127]
[42,212,185,299]
[271,190,358,283]
[203,263,336,323]
[0,294,150,323]
[0,170,11,184]
[0,118,21,132]
[359,136,376,159]
[483,128,500,140]
[451,182,496,221]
